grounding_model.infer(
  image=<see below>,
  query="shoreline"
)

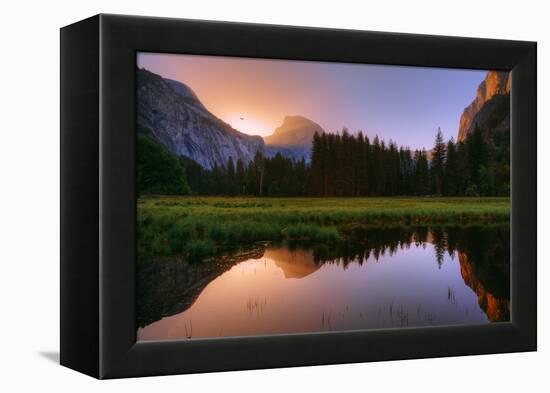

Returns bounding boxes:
[137,195,510,263]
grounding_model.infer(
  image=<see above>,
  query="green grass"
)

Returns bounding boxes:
[137,196,510,263]
[184,239,216,262]
[285,224,340,242]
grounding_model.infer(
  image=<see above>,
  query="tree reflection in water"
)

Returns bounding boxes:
[137,225,509,330]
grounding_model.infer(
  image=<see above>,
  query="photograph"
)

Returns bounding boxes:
[135,53,511,341]
[0,0,542,388]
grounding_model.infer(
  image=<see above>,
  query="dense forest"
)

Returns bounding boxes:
[138,126,510,197]
[309,127,509,197]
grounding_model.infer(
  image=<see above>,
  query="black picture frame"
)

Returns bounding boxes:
[60,14,537,379]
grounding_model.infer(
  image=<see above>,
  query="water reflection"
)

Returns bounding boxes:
[137,226,510,341]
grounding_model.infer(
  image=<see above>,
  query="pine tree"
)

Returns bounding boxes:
[364,135,371,196]
[371,136,383,195]
[326,133,338,196]
[399,147,414,195]
[456,141,468,195]
[356,132,368,196]
[443,138,458,196]
[253,152,265,196]
[235,159,245,194]
[226,157,236,195]
[340,129,355,196]
[466,124,488,189]
[310,132,326,196]
[414,149,430,195]
[245,161,258,196]
[431,127,446,195]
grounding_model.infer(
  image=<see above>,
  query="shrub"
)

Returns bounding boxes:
[137,137,191,195]
[465,185,480,197]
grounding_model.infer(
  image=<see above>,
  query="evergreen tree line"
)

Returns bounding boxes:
[180,152,309,196]
[138,125,510,197]
[309,126,509,197]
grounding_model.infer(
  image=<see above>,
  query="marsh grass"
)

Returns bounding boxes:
[137,196,510,263]
[185,239,216,262]
[285,224,340,242]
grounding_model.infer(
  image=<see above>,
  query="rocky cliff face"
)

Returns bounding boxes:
[264,115,324,161]
[457,71,511,142]
[457,252,510,322]
[137,68,264,169]
[264,115,325,146]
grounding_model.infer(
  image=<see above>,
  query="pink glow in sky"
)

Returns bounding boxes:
[137,52,486,150]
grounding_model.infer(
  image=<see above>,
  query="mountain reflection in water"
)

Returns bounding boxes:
[137,226,510,341]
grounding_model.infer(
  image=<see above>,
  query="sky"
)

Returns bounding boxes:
[137,52,486,150]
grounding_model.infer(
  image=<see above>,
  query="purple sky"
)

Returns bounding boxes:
[138,52,486,150]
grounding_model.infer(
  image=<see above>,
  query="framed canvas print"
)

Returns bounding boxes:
[60,14,537,379]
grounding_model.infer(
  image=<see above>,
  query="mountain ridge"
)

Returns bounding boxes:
[457,71,510,142]
[264,115,325,147]
[263,115,325,162]
[137,68,264,169]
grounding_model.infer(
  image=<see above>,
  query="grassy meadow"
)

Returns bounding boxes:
[137,196,510,263]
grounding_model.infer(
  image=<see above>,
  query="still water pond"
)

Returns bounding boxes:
[137,226,509,341]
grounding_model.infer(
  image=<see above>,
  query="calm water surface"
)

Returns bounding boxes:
[137,226,509,341]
